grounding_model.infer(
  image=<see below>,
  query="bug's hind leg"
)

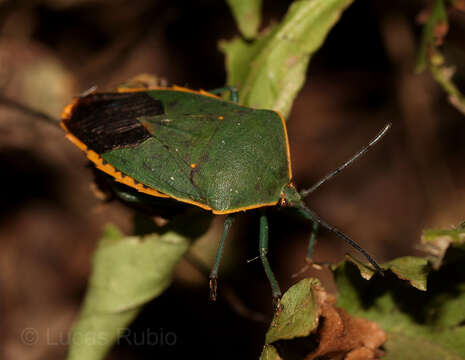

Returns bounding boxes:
[296,202,383,274]
[209,214,236,301]
[292,221,324,278]
[307,221,319,262]
[207,86,239,103]
[259,213,282,311]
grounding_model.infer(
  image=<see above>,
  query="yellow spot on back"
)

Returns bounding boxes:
[218,115,224,120]
[190,163,197,168]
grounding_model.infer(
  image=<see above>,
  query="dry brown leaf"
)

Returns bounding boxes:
[345,347,379,360]
[304,287,386,360]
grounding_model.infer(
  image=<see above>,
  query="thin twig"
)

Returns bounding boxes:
[0,96,61,129]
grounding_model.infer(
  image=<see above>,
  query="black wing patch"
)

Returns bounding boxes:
[64,92,164,153]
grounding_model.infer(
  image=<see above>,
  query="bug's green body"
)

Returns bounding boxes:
[61,85,387,308]
[102,90,291,213]
[62,87,292,214]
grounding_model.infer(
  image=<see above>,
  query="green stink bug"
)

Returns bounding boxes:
[61,84,390,307]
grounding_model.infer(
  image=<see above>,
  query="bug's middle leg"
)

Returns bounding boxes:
[259,212,282,310]
[209,214,236,301]
[306,221,319,263]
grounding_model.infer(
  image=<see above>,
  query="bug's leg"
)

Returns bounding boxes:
[307,221,319,262]
[209,214,236,301]
[207,86,239,103]
[184,252,268,323]
[296,201,383,274]
[259,212,282,311]
[292,221,321,278]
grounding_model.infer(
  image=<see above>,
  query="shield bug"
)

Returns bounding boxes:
[60,84,390,308]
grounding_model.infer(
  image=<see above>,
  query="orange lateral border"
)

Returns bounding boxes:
[60,123,169,199]
[60,85,292,214]
[274,110,292,181]
[116,84,221,99]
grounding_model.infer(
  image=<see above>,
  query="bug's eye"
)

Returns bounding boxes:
[279,197,289,207]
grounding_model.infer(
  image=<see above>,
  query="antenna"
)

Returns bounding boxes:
[300,123,391,198]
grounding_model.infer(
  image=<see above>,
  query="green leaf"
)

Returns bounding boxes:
[421,222,465,269]
[265,278,322,345]
[221,0,355,118]
[333,250,465,359]
[383,333,464,360]
[66,223,192,360]
[340,254,376,280]
[383,256,430,291]
[262,278,386,359]
[339,254,430,290]
[259,345,283,360]
[226,0,262,39]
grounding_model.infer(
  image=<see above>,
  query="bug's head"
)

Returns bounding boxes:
[280,183,303,208]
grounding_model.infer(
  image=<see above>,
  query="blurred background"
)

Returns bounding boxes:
[0,0,464,359]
